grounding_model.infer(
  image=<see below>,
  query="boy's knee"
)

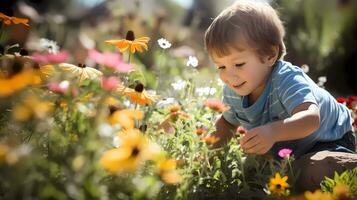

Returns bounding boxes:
[293,150,357,193]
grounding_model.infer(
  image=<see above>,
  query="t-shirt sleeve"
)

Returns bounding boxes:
[222,85,241,126]
[277,69,318,115]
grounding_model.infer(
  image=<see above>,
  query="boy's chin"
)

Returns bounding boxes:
[231,87,249,96]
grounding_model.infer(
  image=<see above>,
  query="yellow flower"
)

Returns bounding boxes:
[33,64,55,82]
[268,173,289,196]
[333,184,351,200]
[108,109,144,129]
[0,55,39,96]
[12,95,53,121]
[0,143,9,163]
[157,159,182,184]
[117,82,158,105]
[100,129,162,174]
[0,12,29,27]
[304,189,333,200]
[58,63,102,83]
[105,30,150,54]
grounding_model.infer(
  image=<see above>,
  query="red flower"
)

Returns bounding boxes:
[237,126,247,135]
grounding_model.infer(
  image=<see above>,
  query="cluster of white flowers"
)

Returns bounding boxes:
[171,79,187,91]
[195,87,217,96]
[39,38,60,54]
[157,37,199,68]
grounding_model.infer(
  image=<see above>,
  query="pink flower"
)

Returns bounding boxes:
[88,49,133,72]
[101,76,120,91]
[32,51,69,64]
[48,81,69,94]
[278,148,293,158]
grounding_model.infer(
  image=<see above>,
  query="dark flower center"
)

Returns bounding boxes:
[78,63,86,68]
[19,48,29,56]
[131,146,140,157]
[126,30,135,41]
[108,105,120,115]
[10,59,24,76]
[134,83,144,93]
[276,184,281,189]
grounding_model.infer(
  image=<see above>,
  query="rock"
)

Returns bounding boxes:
[293,150,357,193]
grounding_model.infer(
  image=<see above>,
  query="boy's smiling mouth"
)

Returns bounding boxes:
[233,81,246,89]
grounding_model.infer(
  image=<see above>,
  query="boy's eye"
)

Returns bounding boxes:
[235,63,245,67]
[217,66,226,69]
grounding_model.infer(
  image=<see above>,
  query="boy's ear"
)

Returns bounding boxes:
[264,46,279,66]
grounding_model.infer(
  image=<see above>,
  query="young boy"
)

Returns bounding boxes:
[204,1,356,161]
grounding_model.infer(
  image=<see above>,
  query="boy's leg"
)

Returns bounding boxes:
[293,131,357,193]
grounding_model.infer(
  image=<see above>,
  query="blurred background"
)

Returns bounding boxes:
[1,0,356,96]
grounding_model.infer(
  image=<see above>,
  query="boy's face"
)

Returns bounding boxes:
[211,47,274,102]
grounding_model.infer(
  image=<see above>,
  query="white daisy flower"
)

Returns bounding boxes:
[112,136,121,148]
[318,76,327,83]
[186,56,198,68]
[317,76,327,88]
[195,87,217,96]
[217,79,224,87]
[98,123,114,137]
[171,79,187,90]
[157,38,172,49]
[39,38,60,54]
[301,64,309,73]
[156,97,177,108]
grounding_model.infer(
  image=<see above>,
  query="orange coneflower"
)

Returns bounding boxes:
[12,94,53,121]
[117,82,158,106]
[105,30,150,54]
[204,99,230,113]
[0,12,29,27]
[0,55,39,96]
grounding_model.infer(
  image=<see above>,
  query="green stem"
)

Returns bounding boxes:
[128,51,132,63]
[0,23,4,45]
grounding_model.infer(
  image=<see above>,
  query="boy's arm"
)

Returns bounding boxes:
[211,115,239,148]
[240,102,320,154]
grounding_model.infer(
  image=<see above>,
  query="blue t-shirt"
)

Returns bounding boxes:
[222,60,353,157]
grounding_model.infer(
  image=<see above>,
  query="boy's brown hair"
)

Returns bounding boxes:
[205,0,286,61]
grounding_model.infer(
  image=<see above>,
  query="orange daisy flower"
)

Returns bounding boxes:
[105,30,150,54]
[0,12,29,27]
[108,108,144,129]
[202,135,220,145]
[117,82,158,106]
[204,99,230,113]
[157,159,182,184]
[196,127,207,135]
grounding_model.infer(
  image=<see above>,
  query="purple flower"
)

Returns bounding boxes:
[278,148,292,158]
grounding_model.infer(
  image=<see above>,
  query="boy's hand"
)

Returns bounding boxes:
[240,124,275,155]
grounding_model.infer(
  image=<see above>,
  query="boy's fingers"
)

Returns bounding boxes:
[240,131,256,146]
[243,136,260,150]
